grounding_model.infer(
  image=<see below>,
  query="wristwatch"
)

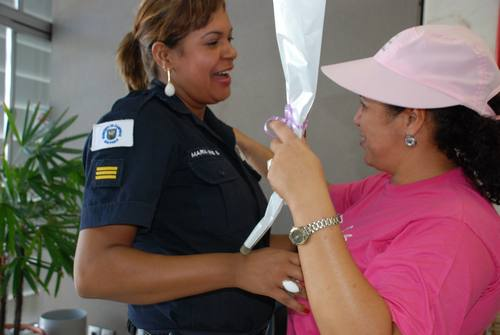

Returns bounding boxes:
[289,215,343,245]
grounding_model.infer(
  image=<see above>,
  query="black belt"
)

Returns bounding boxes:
[127,320,268,335]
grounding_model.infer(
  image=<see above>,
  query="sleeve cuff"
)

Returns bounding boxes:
[80,201,156,229]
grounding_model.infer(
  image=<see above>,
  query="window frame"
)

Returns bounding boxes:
[0,0,52,152]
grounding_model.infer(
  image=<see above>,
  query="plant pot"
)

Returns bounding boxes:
[38,309,87,335]
[4,323,46,335]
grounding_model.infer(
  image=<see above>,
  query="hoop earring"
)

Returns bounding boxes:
[164,68,175,97]
[404,134,417,147]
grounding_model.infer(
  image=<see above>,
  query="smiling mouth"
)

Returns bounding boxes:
[214,70,230,77]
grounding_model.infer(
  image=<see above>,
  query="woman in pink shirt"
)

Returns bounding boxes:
[260,25,500,334]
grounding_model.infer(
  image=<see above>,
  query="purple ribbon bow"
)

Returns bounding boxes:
[264,104,308,138]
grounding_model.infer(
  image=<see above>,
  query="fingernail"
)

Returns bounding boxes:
[300,303,310,314]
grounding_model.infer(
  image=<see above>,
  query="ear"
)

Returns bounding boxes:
[403,108,427,135]
[151,41,174,70]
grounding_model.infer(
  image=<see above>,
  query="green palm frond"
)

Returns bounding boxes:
[0,102,86,322]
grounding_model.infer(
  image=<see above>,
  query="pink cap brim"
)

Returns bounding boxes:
[321,57,463,110]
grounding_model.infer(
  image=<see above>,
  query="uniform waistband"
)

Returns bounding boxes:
[127,320,269,335]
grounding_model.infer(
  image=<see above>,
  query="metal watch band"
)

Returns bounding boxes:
[304,215,343,235]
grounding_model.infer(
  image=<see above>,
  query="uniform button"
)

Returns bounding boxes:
[218,170,226,176]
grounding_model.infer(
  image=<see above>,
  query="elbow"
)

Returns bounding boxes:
[74,280,90,298]
[74,262,93,298]
[73,254,100,298]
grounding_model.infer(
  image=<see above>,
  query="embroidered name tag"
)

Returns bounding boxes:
[91,119,134,151]
[190,148,221,159]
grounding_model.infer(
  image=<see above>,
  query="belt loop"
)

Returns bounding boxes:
[127,320,139,335]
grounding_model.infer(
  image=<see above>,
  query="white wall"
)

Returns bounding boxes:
[423,0,498,54]
[423,0,499,215]
[7,1,421,334]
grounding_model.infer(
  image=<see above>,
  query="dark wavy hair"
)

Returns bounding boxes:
[389,94,500,204]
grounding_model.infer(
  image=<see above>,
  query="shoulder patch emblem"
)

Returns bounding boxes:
[91,119,134,151]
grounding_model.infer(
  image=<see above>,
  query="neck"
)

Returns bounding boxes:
[391,147,456,185]
[178,95,206,120]
[157,76,206,120]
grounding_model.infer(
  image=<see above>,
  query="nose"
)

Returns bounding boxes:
[353,107,362,126]
[223,41,238,60]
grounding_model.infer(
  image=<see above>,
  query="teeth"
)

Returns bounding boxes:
[215,71,229,76]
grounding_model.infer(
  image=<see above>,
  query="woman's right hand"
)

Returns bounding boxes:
[234,247,308,314]
[267,121,328,211]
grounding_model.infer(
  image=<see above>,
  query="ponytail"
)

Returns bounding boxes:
[116,32,148,91]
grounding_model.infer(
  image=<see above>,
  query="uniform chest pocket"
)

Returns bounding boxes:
[186,157,245,242]
[188,157,238,184]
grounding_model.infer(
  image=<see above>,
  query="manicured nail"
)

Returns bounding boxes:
[302,307,310,314]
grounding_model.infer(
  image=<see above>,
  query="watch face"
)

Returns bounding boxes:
[289,227,307,245]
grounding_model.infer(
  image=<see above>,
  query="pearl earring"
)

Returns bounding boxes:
[164,68,175,97]
[404,134,417,147]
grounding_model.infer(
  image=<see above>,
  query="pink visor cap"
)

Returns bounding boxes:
[321,25,500,118]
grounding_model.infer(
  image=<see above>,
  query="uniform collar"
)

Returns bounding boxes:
[150,79,192,116]
[150,79,236,148]
[204,109,236,149]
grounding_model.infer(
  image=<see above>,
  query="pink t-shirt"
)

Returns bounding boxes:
[288,169,500,335]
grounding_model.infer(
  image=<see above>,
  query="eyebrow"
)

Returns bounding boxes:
[202,28,233,38]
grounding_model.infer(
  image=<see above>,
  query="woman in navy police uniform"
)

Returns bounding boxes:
[74,1,306,334]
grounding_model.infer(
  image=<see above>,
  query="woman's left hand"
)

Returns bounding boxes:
[267,121,329,210]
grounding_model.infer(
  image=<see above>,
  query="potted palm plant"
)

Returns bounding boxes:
[0,103,87,335]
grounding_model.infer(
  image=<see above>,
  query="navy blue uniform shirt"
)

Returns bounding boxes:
[80,80,274,334]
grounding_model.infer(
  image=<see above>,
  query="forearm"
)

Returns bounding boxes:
[270,234,296,251]
[290,189,393,335]
[76,246,241,304]
[233,128,272,177]
[75,224,306,313]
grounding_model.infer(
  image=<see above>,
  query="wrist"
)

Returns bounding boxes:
[230,252,245,288]
[288,185,336,227]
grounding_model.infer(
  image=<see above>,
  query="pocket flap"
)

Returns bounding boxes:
[189,158,238,184]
